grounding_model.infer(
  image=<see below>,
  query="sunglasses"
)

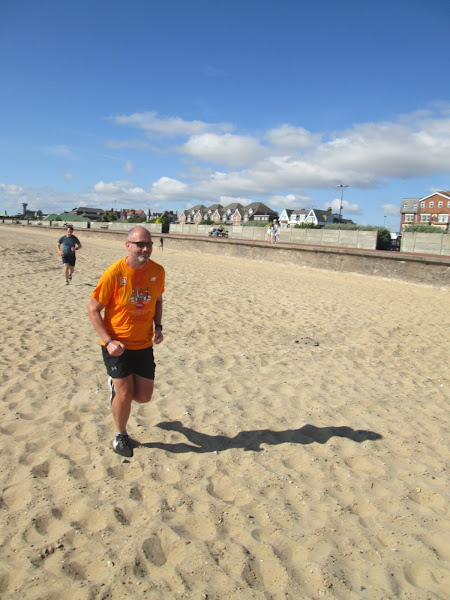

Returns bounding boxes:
[128,240,153,248]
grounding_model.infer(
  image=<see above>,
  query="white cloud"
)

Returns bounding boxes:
[181,133,266,167]
[104,105,450,209]
[327,199,362,215]
[266,125,321,150]
[218,195,254,206]
[382,203,400,216]
[150,177,188,200]
[109,111,233,137]
[63,172,74,181]
[93,180,147,198]
[125,160,133,174]
[269,193,312,209]
[0,183,24,195]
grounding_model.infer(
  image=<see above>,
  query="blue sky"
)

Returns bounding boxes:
[1,0,449,230]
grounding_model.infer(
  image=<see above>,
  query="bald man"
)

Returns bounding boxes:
[88,226,165,457]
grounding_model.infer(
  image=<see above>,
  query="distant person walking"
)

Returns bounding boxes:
[159,237,164,251]
[57,225,82,285]
[88,226,165,458]
[271,219,280,243]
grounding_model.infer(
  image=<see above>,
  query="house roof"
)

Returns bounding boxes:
[221,203,245,217]
[401,198,420,214]
[420,191,450,202]
[60,214,91,222]
[72,206,104,215]
[280,209,294,218]
[291,209,309,216]
[205,203,223,213]
[187,204,206,216]
[308,209,335,222]
[244,202,278,216]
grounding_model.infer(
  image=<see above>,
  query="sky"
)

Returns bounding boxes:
[1,0,449,230]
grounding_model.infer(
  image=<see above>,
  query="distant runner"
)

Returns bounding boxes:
[56,225,82,285]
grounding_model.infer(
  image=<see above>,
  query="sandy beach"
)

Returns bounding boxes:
[0,225,448,600]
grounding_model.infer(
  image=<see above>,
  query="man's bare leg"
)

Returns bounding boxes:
[111,374,154,434]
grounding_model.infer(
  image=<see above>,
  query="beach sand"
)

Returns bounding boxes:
[0,225,448,600]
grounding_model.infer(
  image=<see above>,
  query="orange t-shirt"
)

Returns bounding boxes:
[92,257,165,350]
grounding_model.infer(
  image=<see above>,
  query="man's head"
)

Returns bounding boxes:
[66,226,74,235]
[126,226,153,268]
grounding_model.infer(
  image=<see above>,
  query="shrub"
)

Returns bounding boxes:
[294,222,321,229]
[155,216,170,233]
[242,221,271,227]
[403,225,448,233]
[375,227,391,250]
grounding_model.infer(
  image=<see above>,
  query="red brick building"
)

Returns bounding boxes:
[400,191,450,232]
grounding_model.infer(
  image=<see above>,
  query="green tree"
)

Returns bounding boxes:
[375,226,391,250]
[155,216,170,233]
[101,211,116,222]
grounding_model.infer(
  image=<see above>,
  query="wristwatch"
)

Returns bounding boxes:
[155,324,163,331]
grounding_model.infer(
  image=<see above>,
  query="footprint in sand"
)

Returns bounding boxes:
[142,535,167,566]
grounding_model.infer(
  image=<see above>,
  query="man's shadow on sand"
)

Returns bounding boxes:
[138,421,382,453]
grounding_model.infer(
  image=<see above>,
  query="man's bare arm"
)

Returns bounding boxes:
[88,297,124,355]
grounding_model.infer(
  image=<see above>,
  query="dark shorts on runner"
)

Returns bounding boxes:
[102,346,155,380]
[62,255,76,266]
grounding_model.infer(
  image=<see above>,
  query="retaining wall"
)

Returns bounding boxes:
[170,224,378,250]
[1,220,162,233]
[402,232,450,256]
[166,235,450,288]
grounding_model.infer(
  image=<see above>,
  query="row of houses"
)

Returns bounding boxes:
[44,207,179,223]
[179,202,353,227]
[278,208,353,228]
[401,191,450,231]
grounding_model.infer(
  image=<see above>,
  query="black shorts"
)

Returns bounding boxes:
[102,346,155,380]
[62,256,76,266]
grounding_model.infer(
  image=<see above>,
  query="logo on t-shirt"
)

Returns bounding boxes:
[120,277,127,285]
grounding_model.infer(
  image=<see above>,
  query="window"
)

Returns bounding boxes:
[438,201,443,208]
[420,214,430,222]
[438,214,449,223]
[405,214,414,222]
[447,201,450,208]
[429,201,434,208]
[421,202,425,208]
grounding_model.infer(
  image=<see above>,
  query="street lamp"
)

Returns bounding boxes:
[338,184,349,223]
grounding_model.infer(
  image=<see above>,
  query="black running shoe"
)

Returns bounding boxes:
[113,434,133,458]
[108,376,115,406]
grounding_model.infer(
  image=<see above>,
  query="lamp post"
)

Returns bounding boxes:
[338,184,348,223]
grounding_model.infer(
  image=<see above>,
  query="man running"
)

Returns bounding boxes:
[57,225,82,285]
[88,226,165,458]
